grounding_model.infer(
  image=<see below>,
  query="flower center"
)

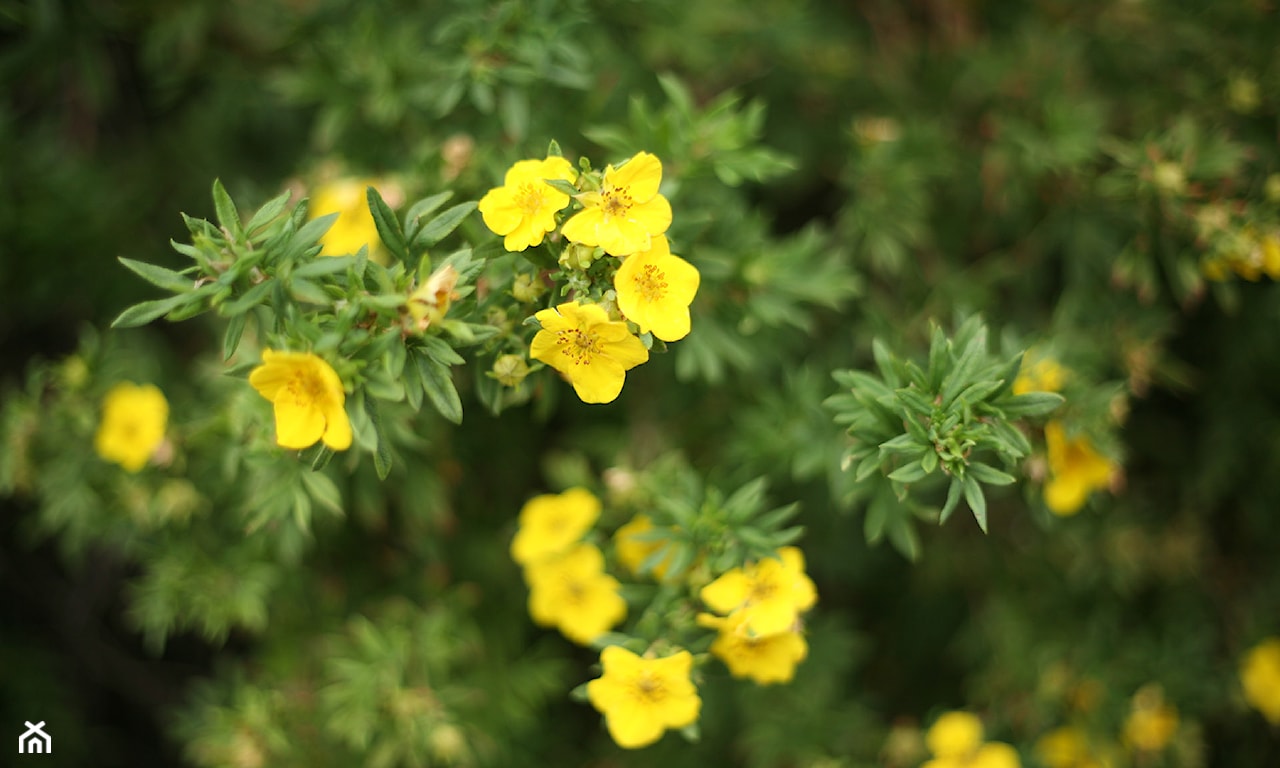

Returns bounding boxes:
[557,328,602,365]
[286,371,324,408]
[633,672,667,703]
[515,182,547,215]
[747,577,778,603]
[601,186,633,219]
[633,263,668,303]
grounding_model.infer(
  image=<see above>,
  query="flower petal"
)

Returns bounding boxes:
[274,400,325,449]
[610,152,664,201]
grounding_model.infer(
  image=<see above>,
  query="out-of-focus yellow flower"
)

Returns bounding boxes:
[697,610,808,685]
[310,177,388,260]
[1201,227,1280,282]
[586,645,701,749]
[700,546,817,637]
[1044,421,1116,516]
[921,711,1021,768]
[248,350,351,451]
[1034,726,1110,768]
[562,151,672,256]
[529,301,649,404]
[614,235,700,342]
[1241,637,1280,725]
[615,514,677,580]
[478,156,577,252]
[1013,354,1066,395]
[1123,685,1178,753]
[524,542,625,645]
[509,487,600,566]
[94,382,168,472]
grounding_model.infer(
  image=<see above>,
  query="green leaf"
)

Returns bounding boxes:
[367,186,410,263]
[895,386,935,417]
[222,312,247,360]
[220,280,274,316]
[421,335,465,366]
[245,189,293,236]
[411,202,477,249]
[110,294,191,328]
[293,255,354,279]
[118,257,193,293]
[364,392,393,480]
[405,191,454,229]
[962,474,988,533]
[872,338,902,387]
[212,178,243,240]
[417,352,463,424]
[301,470,343,515]
[543,177,578,196]
[939,477,964,524]
[886,516,921,561]
[967,462,1016,486]
[998,391,1066,419]
[888,460,929,484]
[284,212,338,259]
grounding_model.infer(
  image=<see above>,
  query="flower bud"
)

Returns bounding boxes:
[491,354,530,387]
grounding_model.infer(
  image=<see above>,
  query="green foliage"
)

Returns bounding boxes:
[828,316,1061,552]
[4,1,1280,767]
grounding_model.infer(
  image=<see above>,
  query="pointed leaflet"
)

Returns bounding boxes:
[366,186,410,263]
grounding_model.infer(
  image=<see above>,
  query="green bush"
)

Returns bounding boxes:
[3,1,1280,766]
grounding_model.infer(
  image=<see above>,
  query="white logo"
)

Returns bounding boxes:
[18,721,51,755]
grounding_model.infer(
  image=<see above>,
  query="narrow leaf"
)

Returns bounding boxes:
[367,186,410,263]
[212,179,243,240]
[962,474,988,533]
[245,189,294,236]
[111,294,191,328]
[411,202,477,249]
[118,257,193,293]
[417,352,463,424]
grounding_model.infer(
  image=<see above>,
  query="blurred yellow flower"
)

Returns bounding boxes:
[94,382,168,472]
[1043,421,1116,516]
[698,610,808,685]
[478,156,577,252]
[310,177,385,260]
[525,542,625,645]
[248,350,351,451]
[1122,685,1178,753]
[1241,637,1280,725]
[1034,726,1108,768]
[615,514,677,580]
[561,151,672,256]
[700,546,817,637]
[529,301,649,404]
[922,711,1021,768]
[510,487,601,566]
[586,645,701,749]
[614,235,700,342]
[1013,354,1066,395]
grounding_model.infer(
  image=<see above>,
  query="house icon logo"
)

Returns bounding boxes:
[18,721,51,755]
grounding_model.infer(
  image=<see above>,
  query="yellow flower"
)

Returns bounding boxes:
[697,611,808,685]
[1043,421,1115,516]
[1123,685,1178,753]
[586,645,701,749]
[921,712,1021,768]
[525,543,626,645]
[248,350,352,451]
[94,382,168,472]
[615,514,680,581]
[614,235,700,342]
[1035,727,1096,768]
[310,177,385,260]
[699,546,817,637]
[1013,354,1066,395]
[478,156,577,252]
[529,301,649,404]
[1241,637,1280,725]
[561,151,673,256]
[927,712,984,761]
[510,487,601,566]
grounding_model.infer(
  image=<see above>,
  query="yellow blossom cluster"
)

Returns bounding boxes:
[509,488,625,645]
[697,546,816,685]
[479,151,700,404]
[1122,684,1179,754]
[920,711,1021,768]
[1201,226,1280,282]
[1016,353,1119,516]
[1033,726,1112,768]
[1241,636,1280,725]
